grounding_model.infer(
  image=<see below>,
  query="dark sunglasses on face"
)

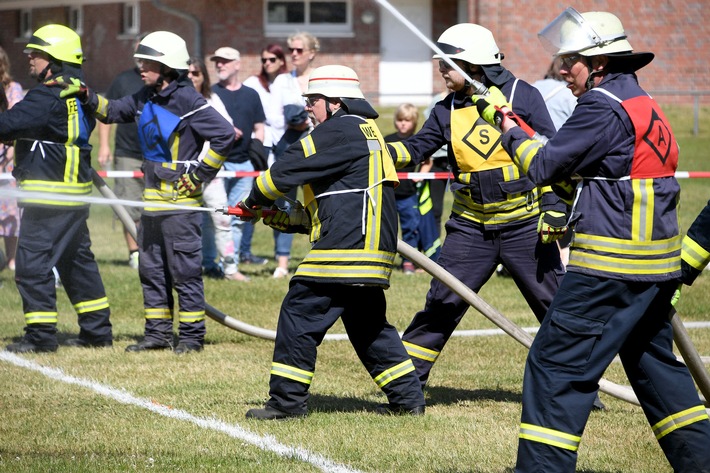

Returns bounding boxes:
[261,57,278,64]
[188,70,201,77]
[289,47,305,54]
[560,54,581,68]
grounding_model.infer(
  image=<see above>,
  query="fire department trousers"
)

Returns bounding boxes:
[515,273,710,473]
[138,212,205,346]
[266,280,425,415]
[402,214,564,386]
[15,206,112,347]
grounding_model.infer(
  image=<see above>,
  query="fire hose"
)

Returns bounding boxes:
[93,172,709,406]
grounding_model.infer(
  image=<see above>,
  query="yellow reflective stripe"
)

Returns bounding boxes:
[301,135,316,157]
[514,139,542,173]
[145,308,172,319]
[65,99,80,184]
[682,235,710,271]
[25,311,58,324]
[203,149,227,169]
[424,238,442,257]
[502,164,521,181]
[373,359,415,388]
[452,191,539,225]
[632,179,654,241]
[20,180,92,195]
[365,149,383,251]
[179,311,205,323]
[569,251,680,275]
[256,171,282,201]
[302,249,396,264]
[389,141,411,167]
[74,297,109,314]
[519,423,581,451]
[652,405,709,440]
[96,94,109,119]
[170,135,180,162]
[294,263,393,281]
[403,341,439,362]
[271,362,313,384]
[574,233,681,256]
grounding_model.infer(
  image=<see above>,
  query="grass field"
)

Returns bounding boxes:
[0,105,709,472]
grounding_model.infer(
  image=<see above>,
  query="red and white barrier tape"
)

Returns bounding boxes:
[2,171,710,181]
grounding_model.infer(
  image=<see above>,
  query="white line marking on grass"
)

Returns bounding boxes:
[0,351,364,473]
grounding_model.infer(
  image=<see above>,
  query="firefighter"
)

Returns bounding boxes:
[1,25,113,352]
[386,24,567,390]
[477,8,710,472]
[679,200,710,289]
[239,65,425,419]
[79,31,234,354]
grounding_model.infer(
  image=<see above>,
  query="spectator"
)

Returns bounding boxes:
[287,32,320,95]
[83,31,234,354]
[97,33,147,269]
[210,47,266,279]
[187,57,236,279]
[3,25,112,352]
[0,46,24,272]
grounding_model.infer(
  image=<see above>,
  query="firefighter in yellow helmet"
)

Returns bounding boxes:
[2,24,113,352]
[477,8,710,472]
[239,65,425,419]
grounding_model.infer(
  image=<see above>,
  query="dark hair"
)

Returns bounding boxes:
[188,56,211,98]
[543,58,564,81]
[257,44,288,91]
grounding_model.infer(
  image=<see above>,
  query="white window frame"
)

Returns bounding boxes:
[264,0,353,38]
[68,6,84,35]
[19,9,32,39]
[122,2,140,36]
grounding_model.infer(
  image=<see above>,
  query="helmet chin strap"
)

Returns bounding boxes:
[584,57,604,91]
[37,63,53,82]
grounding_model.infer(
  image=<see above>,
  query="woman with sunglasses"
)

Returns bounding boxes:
[286,32,320,94]
[188,57,237,281]
[243,44,303,278]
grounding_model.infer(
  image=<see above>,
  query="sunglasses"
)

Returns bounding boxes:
[560,54,581,68]
[261,57,278,64]
[289,47,305,54]
[188,70,202,77]
[305,96,323,108]
[438,59,455,71]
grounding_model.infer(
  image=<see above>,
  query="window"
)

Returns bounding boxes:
[122,2,140,36]
[19,9,32,39]
[68,7,83,35]
[265,0,352,37]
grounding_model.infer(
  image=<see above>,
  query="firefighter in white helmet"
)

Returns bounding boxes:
[80,31,235,354]
[386,23,567,396]
[239,65,425,419]
[477,8,710,472]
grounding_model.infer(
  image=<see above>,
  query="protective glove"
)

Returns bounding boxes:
[236,200,262,223]
[671,283,682,307]
[537,210,568,244]
[177,173,202,196]
[473,86,510,126]
[551,178,577,206]
[46,76,89,102]
[263,208,290,232]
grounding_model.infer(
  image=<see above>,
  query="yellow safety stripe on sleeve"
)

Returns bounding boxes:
[145,307,172,319]
[95,94,109,120]
[514,139,543,174]
[424,238,442,257]
[65,99,80,184]
[652,405,709,440]
[202,148,227,169]
[373,359,415,388]
[73,297,109,314]
[682,235,710,271]
[388,141,412,168]
[178,311,205,323]
[519,423,581,452]
[403,341,439,363]
[255,170,283,201]
[271,362,314,385]
[301,135,316,157]
[25,311,59,325]
[631,179,654,241]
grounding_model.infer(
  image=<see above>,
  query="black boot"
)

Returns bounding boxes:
[6,339,58,353]
[245,405,306,420]
[65,338,113,348]
[125,340,171,352]
[375,403,426,416]
[174,342,203,354]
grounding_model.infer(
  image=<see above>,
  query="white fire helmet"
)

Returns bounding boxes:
[433,23,501,65]
[304,65,365,99]
[134,31,190,70]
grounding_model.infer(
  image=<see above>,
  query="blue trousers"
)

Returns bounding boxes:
[515,273,710,473]
[402,215,564,386]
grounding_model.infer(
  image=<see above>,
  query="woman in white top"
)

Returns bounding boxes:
[188,57,238,279]
[286,32,320,94]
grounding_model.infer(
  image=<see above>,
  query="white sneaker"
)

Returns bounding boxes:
[222,256,237,275]
[273,267,289,279]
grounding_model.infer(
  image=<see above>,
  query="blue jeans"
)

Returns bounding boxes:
[223,161,254,263]
[396,194,420,263]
